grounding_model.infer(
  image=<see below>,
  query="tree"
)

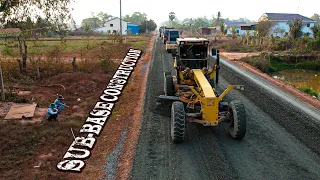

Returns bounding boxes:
[219,22,226,35]
[123,12,147,25]
[140,19,157,33]
[96,12,112,24]
[287,18,303,40]
[231,25,237,38]
[311,13,320,25]
[256,20,272,44]
[0,0,73,73]
[169,12,176,21]
[216,11,222,26]
[81,18,101,29]
[311,25,320,38]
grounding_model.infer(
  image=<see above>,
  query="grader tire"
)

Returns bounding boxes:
[228,100,246,139]
[164,75,174,96]
[171,101,186,143]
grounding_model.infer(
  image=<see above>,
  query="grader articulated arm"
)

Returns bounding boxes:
[189,70,244,126]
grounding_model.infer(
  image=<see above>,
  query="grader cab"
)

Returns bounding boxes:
[159,38,247,142]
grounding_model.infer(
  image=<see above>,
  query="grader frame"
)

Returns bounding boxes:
[159,38,247,142]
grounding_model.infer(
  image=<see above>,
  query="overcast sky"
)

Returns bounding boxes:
[71,0,319,26]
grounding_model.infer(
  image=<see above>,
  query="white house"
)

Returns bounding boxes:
[258,13,317,38]
[225,22,246,35]
[95,17,128,35]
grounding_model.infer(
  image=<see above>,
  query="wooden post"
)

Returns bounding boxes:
[0,64,5,101]
[72,57,77,72]
[37,67,40,79]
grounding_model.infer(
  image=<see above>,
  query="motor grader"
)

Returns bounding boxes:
[159,38,247,142]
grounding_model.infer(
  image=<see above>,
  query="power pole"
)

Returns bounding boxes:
[145,15,148,33]
[120,0,122,36]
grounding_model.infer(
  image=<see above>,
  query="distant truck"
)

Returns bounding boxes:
[162,27,174,44]
[165,29,180,53]
[159,26,165,37]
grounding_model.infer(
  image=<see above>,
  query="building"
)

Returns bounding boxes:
[94,17,140,35]
[127,24,140,35]
[200,28,211,35]
[258,13,317,37]
[225,22,246,35]
[240,23,257,35]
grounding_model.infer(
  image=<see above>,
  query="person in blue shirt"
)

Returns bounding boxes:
[54,95,68,113]
[46,103,58,121]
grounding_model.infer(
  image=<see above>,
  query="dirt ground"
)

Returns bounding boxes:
[0,36,152,179]
[220,53,320,110]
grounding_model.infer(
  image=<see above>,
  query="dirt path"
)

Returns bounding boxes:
[131,39,320,180]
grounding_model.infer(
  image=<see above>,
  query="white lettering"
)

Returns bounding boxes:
[86,117,107,126]
[103,89,121,96]
[94,102,114,111]
[90,109,111,117]
[57,160,85,172]
[107,84,124,91]
[74,136,96,149]
[100,94,118,102]
[80,124,102,136]
[63,147,91,159]
[110,78,127,85]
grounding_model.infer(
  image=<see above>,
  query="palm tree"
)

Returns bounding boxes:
[216,11,221,26]
[245,30,251,45]
[231,25,237,38]
[287,18,303,40]
[219,22,225,35]
[311,25,319,38]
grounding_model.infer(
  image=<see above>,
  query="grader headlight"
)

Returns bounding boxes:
[235,85,245,91]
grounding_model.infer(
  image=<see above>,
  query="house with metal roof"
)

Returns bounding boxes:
[224,22,246,35]
[258,13,317,37]
[94,17,140,35]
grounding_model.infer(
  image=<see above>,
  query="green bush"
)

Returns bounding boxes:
[299,87,319,97]
[295,61,320,71]
[306,37,320,51]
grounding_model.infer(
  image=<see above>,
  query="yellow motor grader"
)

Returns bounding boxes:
[159,38,246,142]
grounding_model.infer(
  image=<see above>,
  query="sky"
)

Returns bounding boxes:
[70,0,319,26]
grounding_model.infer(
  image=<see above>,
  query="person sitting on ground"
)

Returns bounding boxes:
[54,95,68,113]
[46,103,58,121]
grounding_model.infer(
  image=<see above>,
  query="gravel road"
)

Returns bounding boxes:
[131,39,320,180]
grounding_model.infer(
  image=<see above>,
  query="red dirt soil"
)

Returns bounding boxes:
[220,53,320,110]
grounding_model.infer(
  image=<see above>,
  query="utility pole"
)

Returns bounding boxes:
[145,15,148,33]
[119,0,122,36]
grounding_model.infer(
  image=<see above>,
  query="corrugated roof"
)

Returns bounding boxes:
[265,13,316,22]
[127,23,139,27]
[105,17,129,23]
[225,22,246,27]
[0,28,21,37]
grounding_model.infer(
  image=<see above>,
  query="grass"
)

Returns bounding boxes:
[0,35,151,56]
[299,87,319,97]
[244,54,320,73]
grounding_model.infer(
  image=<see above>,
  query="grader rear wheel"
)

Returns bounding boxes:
[164,75,174,96]
[228,100,246,139]
[171,101,186,142]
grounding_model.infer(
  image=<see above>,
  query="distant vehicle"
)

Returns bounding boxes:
[165,29,180,53]
[159,26,165,37]
[162,27,174,44]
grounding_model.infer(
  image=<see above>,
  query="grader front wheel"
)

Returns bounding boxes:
[228,100,247,139]
[164,75,174,96]
[171,101,186,142]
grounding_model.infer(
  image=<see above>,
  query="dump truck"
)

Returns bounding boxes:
[165,29,180,53]
[159,38,247,142]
